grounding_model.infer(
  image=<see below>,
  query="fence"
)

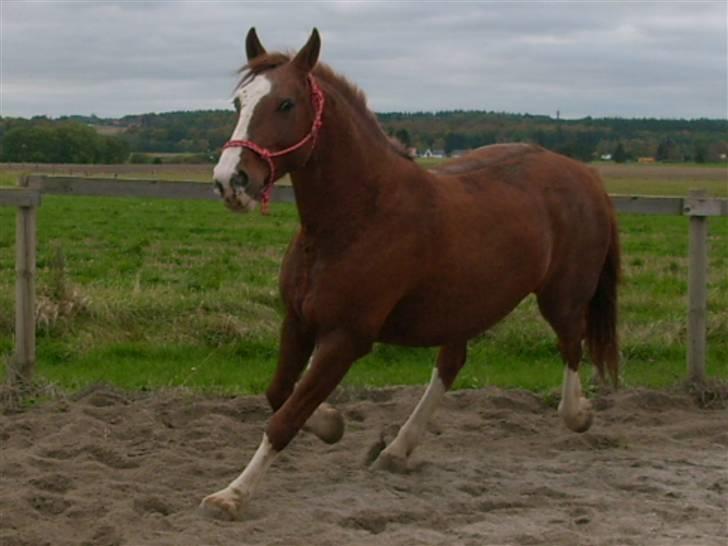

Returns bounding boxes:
[2,174,727,389]
[0,185,40,388]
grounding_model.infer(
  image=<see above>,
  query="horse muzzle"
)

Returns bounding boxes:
[213,176,259,213]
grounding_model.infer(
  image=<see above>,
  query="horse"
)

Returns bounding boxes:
[203,27,620,520]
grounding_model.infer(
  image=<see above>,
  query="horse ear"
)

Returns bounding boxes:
[245,27,266,61]
[291,28,320,74]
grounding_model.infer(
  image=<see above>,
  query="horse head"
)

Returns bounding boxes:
[213,28,323,212]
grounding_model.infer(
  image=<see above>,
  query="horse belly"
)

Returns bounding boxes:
[378,273,535,347]
[379,210,550,345]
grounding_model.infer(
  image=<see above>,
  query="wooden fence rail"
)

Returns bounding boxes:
[25,175,297,203]
[4,175,727,388]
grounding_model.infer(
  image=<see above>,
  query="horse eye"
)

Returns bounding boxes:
[278,99,294,112]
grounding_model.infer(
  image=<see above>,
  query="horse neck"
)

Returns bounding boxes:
[290,93,408,241]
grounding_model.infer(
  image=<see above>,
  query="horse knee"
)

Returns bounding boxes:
[266,412,297,451]
[266,382,293,412]
[266,401,344,450]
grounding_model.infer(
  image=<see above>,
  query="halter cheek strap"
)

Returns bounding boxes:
[222,74,325,209]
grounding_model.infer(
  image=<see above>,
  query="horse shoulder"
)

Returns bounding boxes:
[279,230,313,318]
[298,212,431,338]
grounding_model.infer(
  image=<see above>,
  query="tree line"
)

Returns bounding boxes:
[1,111,726,164]
[0,118,130,163]
[380,111,727,163]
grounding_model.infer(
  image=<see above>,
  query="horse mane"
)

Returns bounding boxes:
[238,53,412,160]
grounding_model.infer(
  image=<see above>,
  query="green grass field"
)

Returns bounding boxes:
[1,164,727,395]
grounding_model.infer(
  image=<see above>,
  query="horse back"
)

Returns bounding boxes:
[281,143,614,346]
[377,144,614,344]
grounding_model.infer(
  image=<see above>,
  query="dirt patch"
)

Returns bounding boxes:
[1,385,726,546]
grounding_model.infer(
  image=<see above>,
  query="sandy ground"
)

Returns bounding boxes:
[1,385,726,546]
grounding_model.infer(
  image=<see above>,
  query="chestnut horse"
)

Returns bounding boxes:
[203,28,620,520]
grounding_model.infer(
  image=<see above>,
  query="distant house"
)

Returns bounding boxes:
[422,149,445,159]
[600,154,612,161]
[638,157,656,164]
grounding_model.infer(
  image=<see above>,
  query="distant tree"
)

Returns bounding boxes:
[656,138,671,161]
[613,142,628,163]
[3,110,726,166]
[531,129,547,147]
[394,128,411,147]
[129,153,152,164]
[0,122,129,163]
[444,132,467,154]
[1,126,57,162]
[101,136,130,163]
[693,143,707,163]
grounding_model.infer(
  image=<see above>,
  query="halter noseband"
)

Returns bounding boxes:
[222,74,325,208]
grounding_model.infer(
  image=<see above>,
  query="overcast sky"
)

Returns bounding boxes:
[1,1,726,119]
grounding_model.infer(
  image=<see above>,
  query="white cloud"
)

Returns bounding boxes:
[0,0,725,118]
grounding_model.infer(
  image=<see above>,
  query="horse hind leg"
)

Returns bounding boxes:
[556,332,593,433]
[373,341,466,472]
[537,294,593,433]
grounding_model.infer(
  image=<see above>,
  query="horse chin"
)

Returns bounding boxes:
[224,190,259,214]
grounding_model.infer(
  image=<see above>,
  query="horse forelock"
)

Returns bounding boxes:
[236,52,411,160]
[236,52,292,89]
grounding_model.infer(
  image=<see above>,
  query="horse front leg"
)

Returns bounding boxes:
[265,313,314,412]
[265,314,344,444]
[199,329,371,520]
[374,341,466,472]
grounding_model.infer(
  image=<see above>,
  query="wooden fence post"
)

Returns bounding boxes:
[10,175,38,389]
[685,190,708,385]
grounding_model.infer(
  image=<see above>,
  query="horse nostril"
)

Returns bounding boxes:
[213,181,224,196]
[230,172,249,190]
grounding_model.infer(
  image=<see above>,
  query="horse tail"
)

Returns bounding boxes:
[586,202,621,386]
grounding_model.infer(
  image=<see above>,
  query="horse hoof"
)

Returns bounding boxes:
[373,451,410,474]
[568,411,594,433]
[306,403,345,444]
[560,397,594,433]
[198,491,242,521]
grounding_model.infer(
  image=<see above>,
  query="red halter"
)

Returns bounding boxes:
[222,74,325,210]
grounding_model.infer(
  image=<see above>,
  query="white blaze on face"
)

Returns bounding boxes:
[213,75,272,189]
